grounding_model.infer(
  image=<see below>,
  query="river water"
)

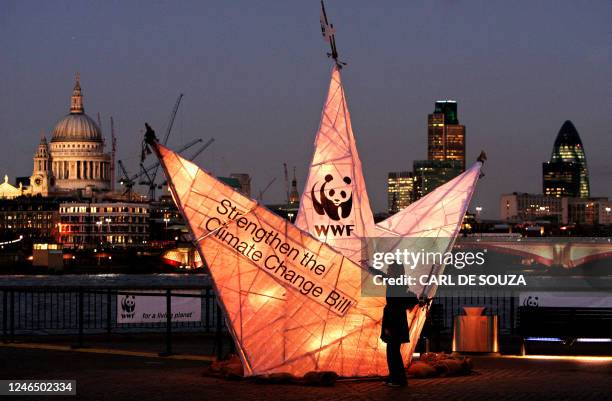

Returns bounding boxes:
[0,273,211,288]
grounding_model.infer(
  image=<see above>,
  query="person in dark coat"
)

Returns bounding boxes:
[379,263,420,387]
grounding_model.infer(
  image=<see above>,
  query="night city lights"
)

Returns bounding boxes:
[0,1,610,400]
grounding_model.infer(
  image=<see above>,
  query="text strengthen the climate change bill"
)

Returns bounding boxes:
[202,199,355,316]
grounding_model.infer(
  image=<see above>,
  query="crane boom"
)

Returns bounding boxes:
[258,177,277,201]
[162,94,183,145]
[135,138,202,183]
[118,160,130,180]
[189,138,215,161]
[117,138,202,185]
[110,116,116,192]
[283,163,290,203]
[146,93,184,200]
[117,160,135,198]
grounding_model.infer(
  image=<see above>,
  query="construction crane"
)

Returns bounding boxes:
[142,93,184,200]
[258,177,277,202]
[189,138,215,162]
[110,116,117,192]
[283,163,290,204]
[117,138,203,197]
[161,94,183,146]
[159,138,216,186]
[118,160,135,198]
[136,138,203,185]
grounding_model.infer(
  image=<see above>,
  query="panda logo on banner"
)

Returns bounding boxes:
[312,174,353,221]
[311,174,355,237]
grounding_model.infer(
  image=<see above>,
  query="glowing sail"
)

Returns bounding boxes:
[295,65,375,263]
[153,143,389,377]
[295,66,482,363]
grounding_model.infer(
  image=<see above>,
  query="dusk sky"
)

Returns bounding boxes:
[1,1,611,217]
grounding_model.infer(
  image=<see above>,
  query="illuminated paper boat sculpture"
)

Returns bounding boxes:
[151,67,482,377]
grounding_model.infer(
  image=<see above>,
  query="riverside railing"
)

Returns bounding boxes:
[0,285,519,357]
[0,285,228,358]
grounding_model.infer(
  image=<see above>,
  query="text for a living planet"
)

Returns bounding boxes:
[199,199,354,316]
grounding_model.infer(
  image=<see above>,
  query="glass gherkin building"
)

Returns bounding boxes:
[543,120,590,198]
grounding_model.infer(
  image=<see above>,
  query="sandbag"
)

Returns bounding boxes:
[303,371,338,386]
[205,354,244,379]
[253,373,296,384]
[406,361,437,378]
[408,352,474,378]
[434,359,464,376]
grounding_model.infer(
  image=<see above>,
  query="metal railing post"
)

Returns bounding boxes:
[160,289,172,356]
[106,289,112,338]
[215,303,223,360]
[75,289,84,348]
[9,290,15,343]
[2,290,7,343]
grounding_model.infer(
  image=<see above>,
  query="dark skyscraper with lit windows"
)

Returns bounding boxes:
[543,120,590,198]
[427,100,466,171]
[387,171,414,214]
[412,100,465,201]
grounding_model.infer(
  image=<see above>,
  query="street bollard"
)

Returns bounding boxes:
[160,289,173,356]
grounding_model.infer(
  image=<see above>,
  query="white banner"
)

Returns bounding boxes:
[117,290,201,323]
[519,291,612,308]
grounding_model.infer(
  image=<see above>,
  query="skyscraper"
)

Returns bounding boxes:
[543,120,590,198]
[387,171,413,214]
[411,100,466,201]
[428,100,466,171]
[542,161,580,198]
[412,160,462,200]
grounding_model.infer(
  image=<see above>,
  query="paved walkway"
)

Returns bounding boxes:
[1,345,611,401]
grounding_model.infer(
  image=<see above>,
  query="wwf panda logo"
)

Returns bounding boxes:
[522,296,539,307]
[121,295,136,313]
[311,174,353,222]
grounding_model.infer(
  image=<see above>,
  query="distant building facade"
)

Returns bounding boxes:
[218,177,243,193]
[500,193,563,222]
[0,197,60,242]
[229,173,252,198]
[563,197,611,226]
[59,202,149,248]
[0,175,29,199]
[428,100,466,171]
[500,192,611,225]
[543,120,589,198]
[387,171,413,214]
[413,160,462,200]
[149,194,186,243]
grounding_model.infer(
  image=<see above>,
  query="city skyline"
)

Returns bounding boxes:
[2,1,611,218]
